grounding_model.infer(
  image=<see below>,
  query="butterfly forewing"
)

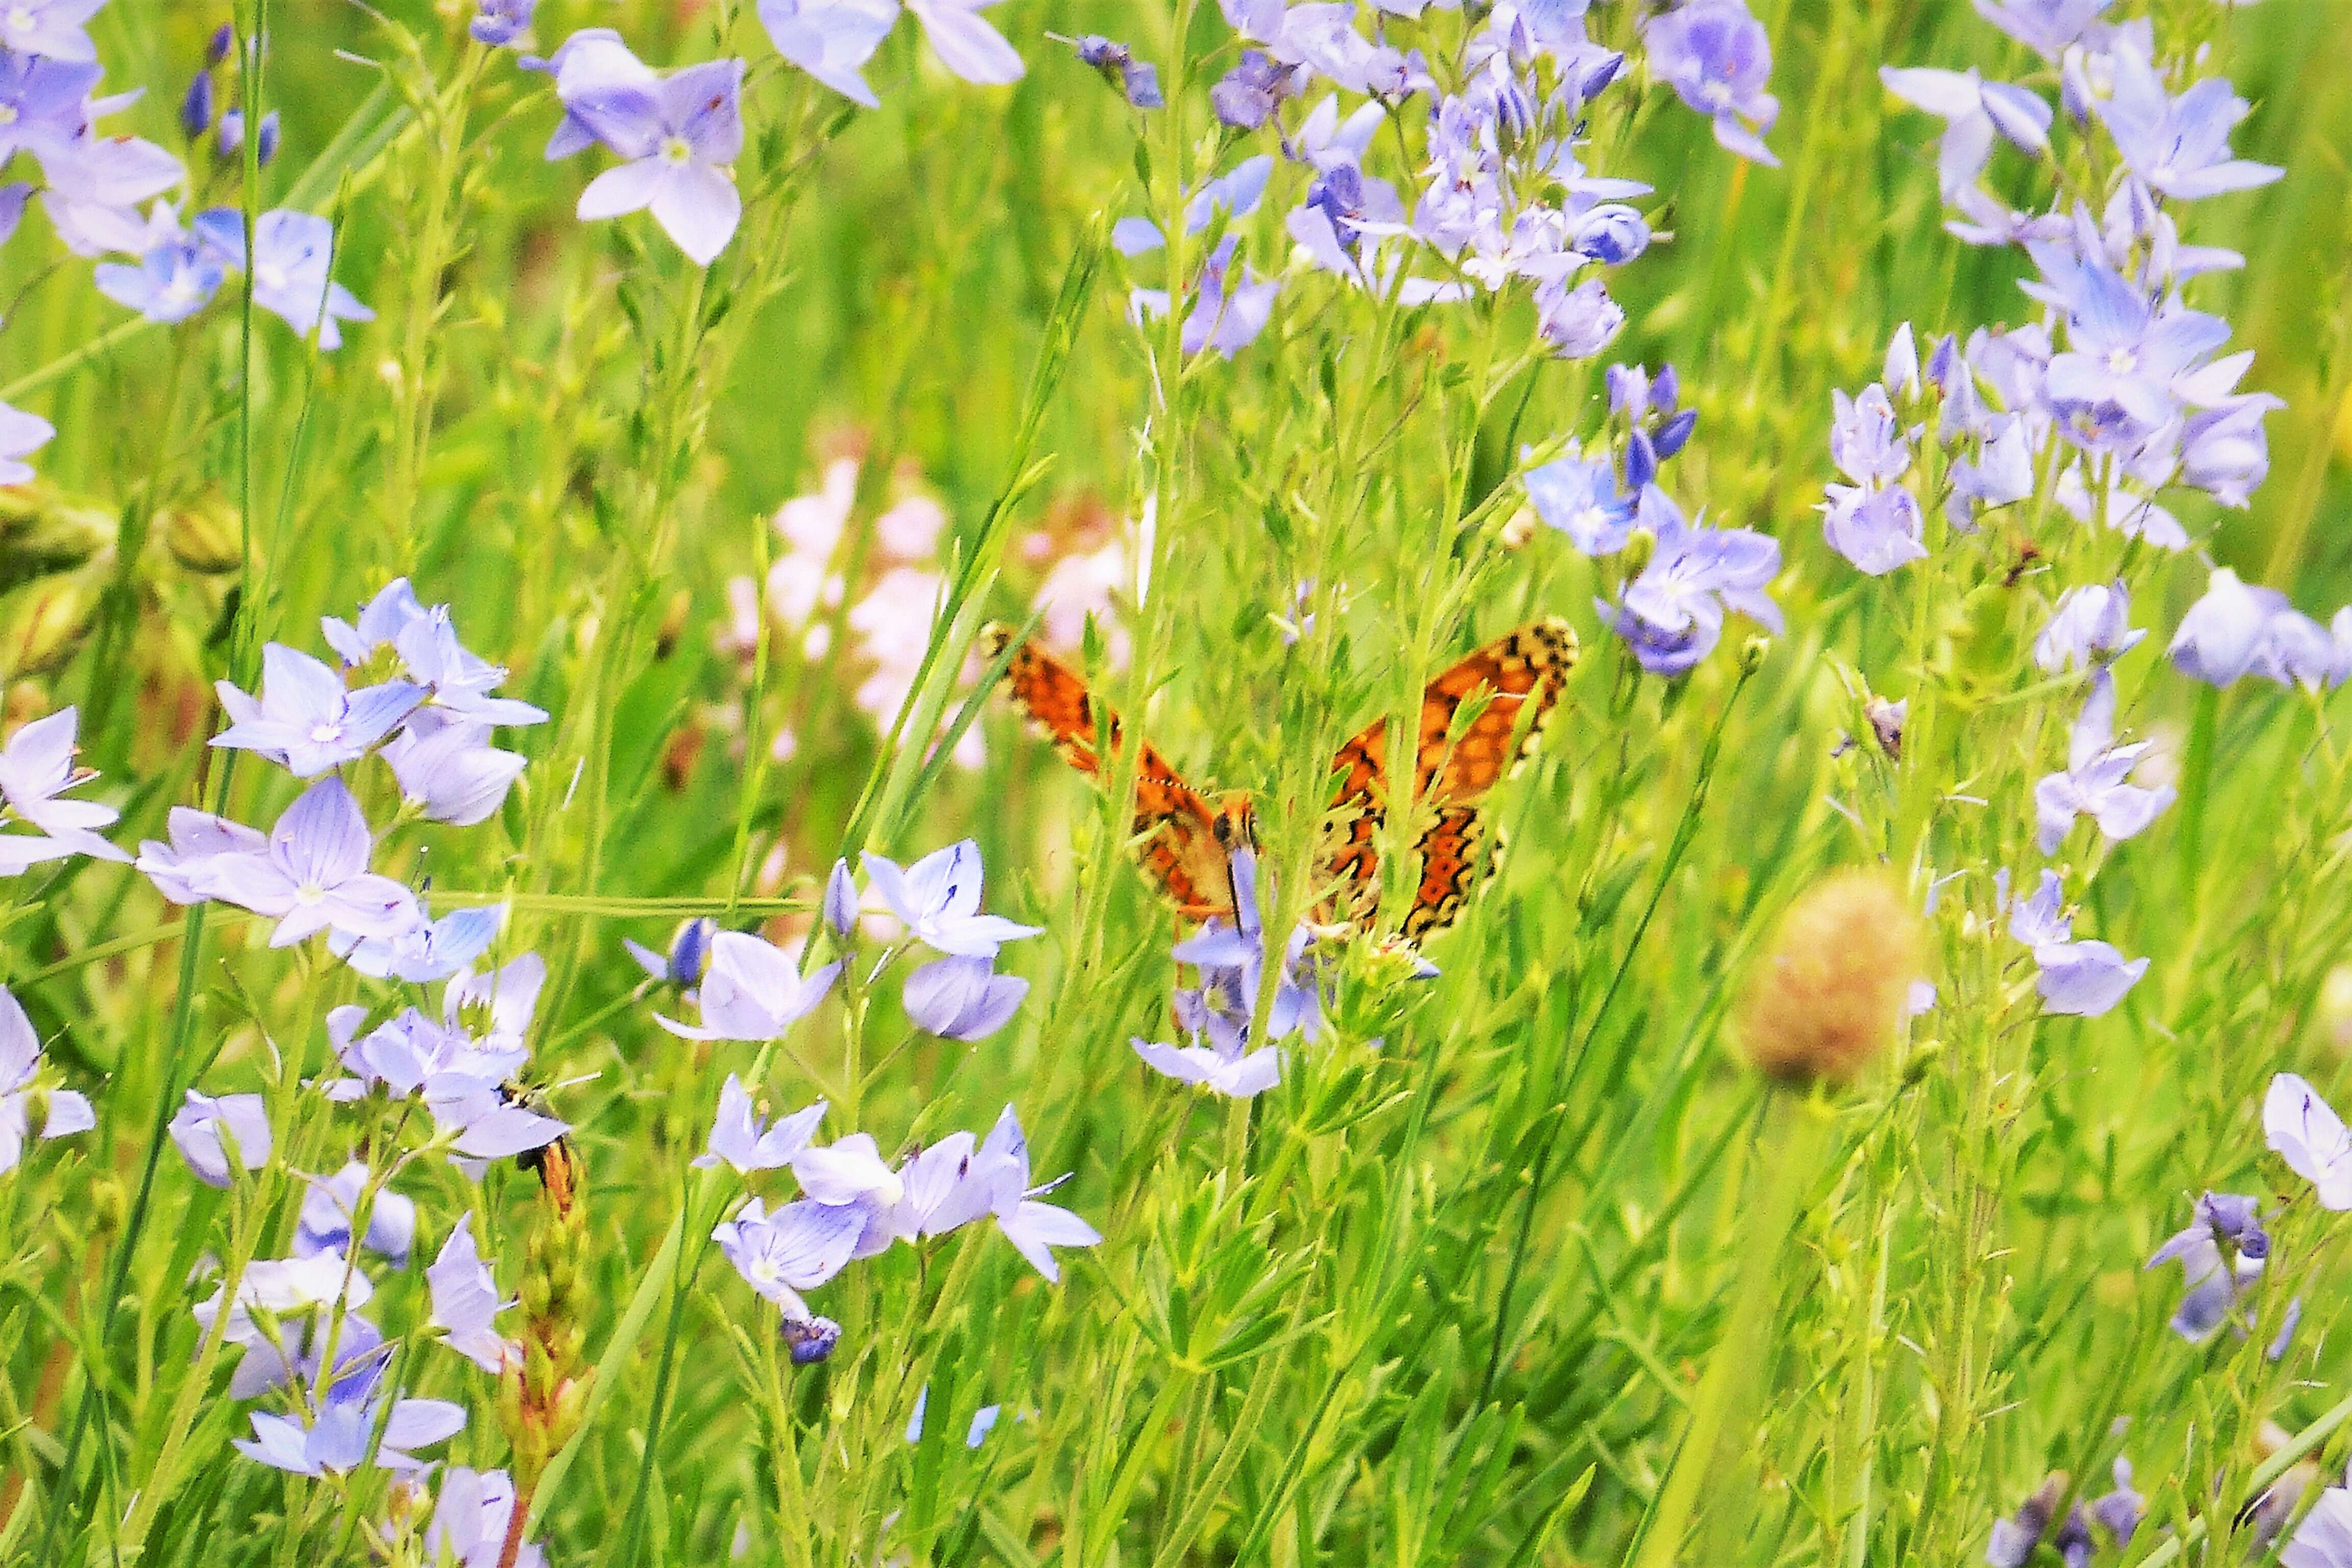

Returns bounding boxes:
[986,627,1241,922]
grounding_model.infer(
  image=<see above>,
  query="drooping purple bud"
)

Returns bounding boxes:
[179,72,214,140]
[823,859,858,940]
[207,22,234,64]
[1649,363,1680,413]
[1604,362,1649,417]
[670,916,716,987]
[1653,407,1698,459]
[1622,429,1658,493]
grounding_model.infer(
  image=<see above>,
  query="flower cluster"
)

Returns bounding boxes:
[1133,847,1320,1098]
[136,579,543,977]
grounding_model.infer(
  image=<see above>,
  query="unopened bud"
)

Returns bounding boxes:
[1738,868,1923,1086]
[163,489,243,573]
[1619,526,1656,579]
[2,576,96,674]
[1499,507,1537,551]
[1739,635,1772,675]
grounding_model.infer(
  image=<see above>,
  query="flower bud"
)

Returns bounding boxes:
[1737,868,1923,1086]
[1619,526,1657,579]
[782,1314,842,1364]
[163,489,243,574]
[1738,635,1771,675]
[179,72,214,141]
[1498,506,1537,551]
[2,576,96,674]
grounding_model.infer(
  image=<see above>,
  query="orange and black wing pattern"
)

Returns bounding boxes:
[985,627,1241,922]
[1322,617,1577,934]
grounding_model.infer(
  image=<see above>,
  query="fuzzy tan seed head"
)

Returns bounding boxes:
[1737,867,1923,1087]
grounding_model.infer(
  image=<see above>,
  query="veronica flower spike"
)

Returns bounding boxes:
[655,931,841,1041]
[862,840,1040,958]
[570,59,747,266]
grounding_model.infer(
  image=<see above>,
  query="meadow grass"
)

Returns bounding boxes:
[2,0,2352,1563]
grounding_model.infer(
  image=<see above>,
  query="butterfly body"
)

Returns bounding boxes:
[985,618,1576,939]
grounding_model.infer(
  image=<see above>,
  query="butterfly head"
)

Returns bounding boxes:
[1211,794,1259,853]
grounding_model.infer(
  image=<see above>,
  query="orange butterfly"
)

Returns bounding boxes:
[982,618,1577,940]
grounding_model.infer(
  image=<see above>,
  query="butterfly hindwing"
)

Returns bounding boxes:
[986,627,1240,922]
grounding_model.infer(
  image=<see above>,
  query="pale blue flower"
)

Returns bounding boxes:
[0,399,53,487]
[193,209,374,348]
[1526,455,1635,555]
[185,778,420,948]
[971,1104,1099,1283]
[712,1196,864,1318]
[235,1360,464,1476]
[1065,35,1161,108]
[1132,1035,1284,1097]
[1878,66,2050,196]
[0,51,96,162]
[427,1085,569,1162]
[381,713,527,827]
[331,902,502,985]
[212,643,423,776]
[567,58,746,265]
[2267,1073,2352,1211]
[215,108,280,166]
[791,1132,902,1208]
[654,931,841,1041]
[905,0,1022,84]
[693,1074,827,1173]
[862,840,1040,958]
[2034,937,2147,1016]
[94,220,224,323]
[1536,275,1624,359]
[427,1214,519,1374]
[527,29,656,157]
[1644,0,1779,166]
[0,0,104,61]
[2167,567,2282,687]
[0,704,127,864]
[903,954,1028,1041]
[293,1162,415,1267]
[192,1253,377,1396]
[427,1468,544,1568]
[2284,1488,2352,1568]
[0,984,92,1174]
[2033,581,2142,672]
[1821,484,1926,576]
[169,1089,272,1186]
[1602,485,1782,677]
[471,0,534,47]
[135,806,266,903]
[2033,671,2174,853]
[758,0,898,109]
[1971,0,2108,59]
[2096,42,2282,202]
[2146,1191,2266,1342]
[1828,385,1911,486]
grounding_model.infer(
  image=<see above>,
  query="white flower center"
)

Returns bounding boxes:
[2106,347,2138,375]
[295,883,327,906]
[660,135,693,166]
[256,262,287,292]
[4,10,33,33]
[0,105,18,127]
[308,720,342,745]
